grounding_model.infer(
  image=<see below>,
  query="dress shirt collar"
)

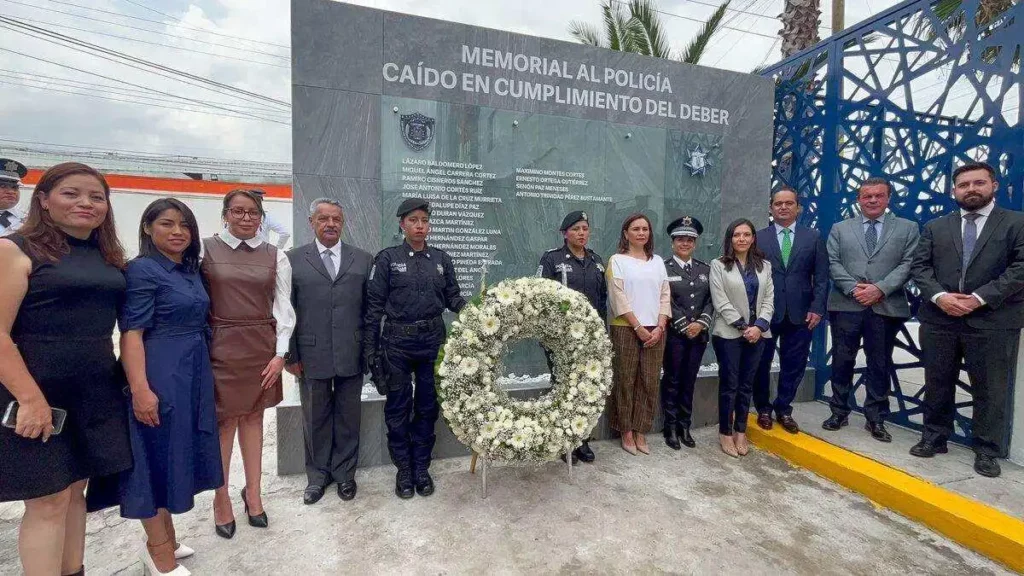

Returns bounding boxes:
[315,238,342,259]
[672,255,692,269]
[774,222,796,235]
[961,199,995,219]
[862,212,886,225]
[219,229,264,250]
[149,250,184,272]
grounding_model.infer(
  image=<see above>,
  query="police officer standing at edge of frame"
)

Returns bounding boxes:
[660,216,713,450]
[537,210,608,464]
[0,158,28,236]
[364,198,466,499]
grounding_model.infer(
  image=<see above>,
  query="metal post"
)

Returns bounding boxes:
[566,444,573,481]
[832,0,845,34]
[481,457,488,499]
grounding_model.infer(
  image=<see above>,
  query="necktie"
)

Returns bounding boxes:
[0,211,10,229]
[780,228,792,266]
[683,262,691,275]
[322,249,336,280]
[865,219,878,254]
[963,213,981,269]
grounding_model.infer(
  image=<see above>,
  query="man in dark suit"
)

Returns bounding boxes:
[285,198,373,504]
[754,187,829,433]
[824,177,920,442]
[910,162,1024,478]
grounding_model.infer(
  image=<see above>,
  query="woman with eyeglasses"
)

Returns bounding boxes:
[201,189,295,539]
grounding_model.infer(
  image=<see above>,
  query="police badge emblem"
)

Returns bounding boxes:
[437,263,444,275]
[684,144,717,177]
[400,112,435,151]
[698,273,708,283]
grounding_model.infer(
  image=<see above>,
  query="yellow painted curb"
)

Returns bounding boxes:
[745,414,1024,573]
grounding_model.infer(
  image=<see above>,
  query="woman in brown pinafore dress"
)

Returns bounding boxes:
[200,189,294,539]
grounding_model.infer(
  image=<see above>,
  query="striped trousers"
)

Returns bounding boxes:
[609,325,666,433]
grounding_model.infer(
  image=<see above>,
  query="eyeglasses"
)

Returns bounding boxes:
[228,207,262,220]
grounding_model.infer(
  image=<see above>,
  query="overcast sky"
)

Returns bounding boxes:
[0,0,900,164]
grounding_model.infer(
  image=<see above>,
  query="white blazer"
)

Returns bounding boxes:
[709,258,775,339]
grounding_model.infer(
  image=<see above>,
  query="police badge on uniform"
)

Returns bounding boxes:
[698,273,708,283]
[400,112,435,151]
[596,263,605,273]
[437,263,444,275]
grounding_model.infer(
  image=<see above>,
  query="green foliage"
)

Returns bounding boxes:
[568,0,731,65]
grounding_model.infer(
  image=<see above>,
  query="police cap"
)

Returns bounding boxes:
[559,210,589,232]
[396,197,430,218]
[0,158,28,183]
[667,215,703,238]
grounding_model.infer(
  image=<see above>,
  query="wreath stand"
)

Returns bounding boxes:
[469,443,575,499]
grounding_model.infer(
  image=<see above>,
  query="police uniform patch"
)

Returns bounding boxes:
[369,266,376,280]
[391,262,407,273]
[596,263,604,273]
[437,263,444,275]
[536,265,544,277]
[698,273,708,283]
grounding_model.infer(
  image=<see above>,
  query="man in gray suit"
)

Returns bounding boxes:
[285,198,373,504]
[824,177,920,442]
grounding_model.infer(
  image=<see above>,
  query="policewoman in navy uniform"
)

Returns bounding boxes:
[364,198,466,499]
[660,216,713,449]
[537,210,608,463]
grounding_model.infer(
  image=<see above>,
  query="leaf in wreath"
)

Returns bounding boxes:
[559,301,571,313]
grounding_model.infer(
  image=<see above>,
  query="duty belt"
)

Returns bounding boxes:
[386,317,444,337]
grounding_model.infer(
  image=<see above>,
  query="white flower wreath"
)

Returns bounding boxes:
[437,277,614,463]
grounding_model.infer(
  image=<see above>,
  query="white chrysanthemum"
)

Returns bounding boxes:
[495,286,516,305]
[480,315,500,336]
[459,357,480,376]
[437,362,449,377]
[584,359,602,379]
[570,416,589,435]
[569,323,586,340]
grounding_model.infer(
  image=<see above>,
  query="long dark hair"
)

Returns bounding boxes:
[616,212,654,260]
[18,162,125,268]
[719,218,765,272]
[138,198,201,271]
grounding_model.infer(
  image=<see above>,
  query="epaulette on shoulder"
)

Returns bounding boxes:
[544,246,562,253]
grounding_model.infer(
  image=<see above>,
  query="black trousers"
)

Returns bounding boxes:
[754,318,813,417]
[920,323,1015,457]
[829,310,903,423]
[383,327,444,473]
[660,332,707,429]
[299,373,363,486]
[712,336,765,435]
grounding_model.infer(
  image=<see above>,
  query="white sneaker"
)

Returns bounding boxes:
[141,545,191,576]
[174,543,195,560]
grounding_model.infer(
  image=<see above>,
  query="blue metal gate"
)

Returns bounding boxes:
[761,0,1023,446]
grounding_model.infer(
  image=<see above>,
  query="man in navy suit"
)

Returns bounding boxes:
[754,186,829,433]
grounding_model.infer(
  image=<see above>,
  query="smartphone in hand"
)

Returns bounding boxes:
[1,401,67,436]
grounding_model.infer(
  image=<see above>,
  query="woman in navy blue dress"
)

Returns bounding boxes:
[118,198,222,575]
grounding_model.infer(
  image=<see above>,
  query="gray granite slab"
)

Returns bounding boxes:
[292,174,382,254]
[291,0,382,93]
[292,86,380,180]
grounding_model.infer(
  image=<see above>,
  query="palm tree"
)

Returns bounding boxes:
[779,0,821,58]
[568,0,731,65]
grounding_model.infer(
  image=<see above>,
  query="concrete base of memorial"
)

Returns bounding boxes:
[275,368,815,476]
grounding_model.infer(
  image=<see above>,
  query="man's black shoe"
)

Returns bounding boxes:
[395,469,415,499]
[664,427,681,450]
[337,480,357,501]
[909,439,948,458]
[414,471,434,497]
[974,454,1001,478]
[756,412,773,431]
[821,415,848,431]
[679,426,695,448]
[865,421,892,443]
[303,484,325,505]
[575,440,596,463]
[777,414,800,434]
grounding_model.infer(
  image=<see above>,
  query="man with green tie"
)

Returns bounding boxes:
[754,186,829,434]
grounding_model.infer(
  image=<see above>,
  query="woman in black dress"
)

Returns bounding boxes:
[0,162,132,576]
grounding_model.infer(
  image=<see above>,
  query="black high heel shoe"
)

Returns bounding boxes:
[241,487,268,528]
[215,519,236,539]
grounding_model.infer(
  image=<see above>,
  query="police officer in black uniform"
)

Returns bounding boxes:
[661,216,713,450]
[537,210,608,463]
[364,198,466,499]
